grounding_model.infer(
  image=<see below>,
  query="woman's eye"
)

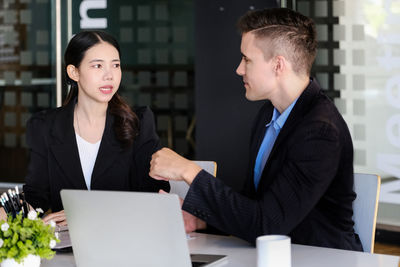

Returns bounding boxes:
[93,64,102,68]
[114,63,120,68]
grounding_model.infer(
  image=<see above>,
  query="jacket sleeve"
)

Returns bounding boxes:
[132,107,170,192]
[182,121,342,244]
[23,112,52,212]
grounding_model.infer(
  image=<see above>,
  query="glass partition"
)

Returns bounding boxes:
[0,0,195,185]
[334,0,400,228]
[0,0,57,184]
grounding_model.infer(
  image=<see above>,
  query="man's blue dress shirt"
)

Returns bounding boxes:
[253,98,298,189]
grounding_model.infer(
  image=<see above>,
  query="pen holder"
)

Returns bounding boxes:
[0,187,29,219]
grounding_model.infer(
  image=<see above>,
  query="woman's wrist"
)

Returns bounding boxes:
[0,207,7,220]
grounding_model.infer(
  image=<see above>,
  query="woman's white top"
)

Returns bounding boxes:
[75,133,101,190]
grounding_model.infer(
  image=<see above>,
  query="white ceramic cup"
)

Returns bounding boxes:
[256,235,291,267]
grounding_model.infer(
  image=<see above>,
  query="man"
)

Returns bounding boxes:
[150,8,363,251]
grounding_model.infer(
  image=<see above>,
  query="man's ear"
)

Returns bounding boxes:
[66,64,79,82]
[274,55,286,75]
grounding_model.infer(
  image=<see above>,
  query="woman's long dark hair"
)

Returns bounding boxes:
[63,31,139,147]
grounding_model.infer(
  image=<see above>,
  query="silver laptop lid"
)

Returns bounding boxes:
[61,190,191,267]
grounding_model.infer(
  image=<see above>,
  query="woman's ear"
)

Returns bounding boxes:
[66,64,79,82]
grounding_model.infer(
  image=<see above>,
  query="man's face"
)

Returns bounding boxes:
[236,32,277,101]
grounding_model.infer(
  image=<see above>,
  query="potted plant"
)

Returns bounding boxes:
[0,209,59,267]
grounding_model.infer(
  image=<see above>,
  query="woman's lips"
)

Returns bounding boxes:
[99,86,113,94]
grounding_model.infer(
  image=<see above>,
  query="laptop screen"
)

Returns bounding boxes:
[60,190,226,267]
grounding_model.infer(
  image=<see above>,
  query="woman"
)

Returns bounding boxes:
[19,31,169,224]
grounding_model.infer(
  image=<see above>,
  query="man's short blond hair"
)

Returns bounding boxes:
[237,8,317,76]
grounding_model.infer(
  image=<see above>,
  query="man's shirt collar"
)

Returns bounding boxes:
[266,97,299,131]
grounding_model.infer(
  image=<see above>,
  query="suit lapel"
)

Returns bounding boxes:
[49,99,87,189]
[268,80,320,160]
[257,79,321,191]
[244,102,273,196]
[90,112,122,187]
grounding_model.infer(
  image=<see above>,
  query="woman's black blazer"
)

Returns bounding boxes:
[23,99,169,212]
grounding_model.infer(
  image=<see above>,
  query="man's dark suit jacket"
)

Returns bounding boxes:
[183,79,363,251]
[23,99,169,212]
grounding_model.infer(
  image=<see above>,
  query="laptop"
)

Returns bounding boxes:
[60,189,227,267]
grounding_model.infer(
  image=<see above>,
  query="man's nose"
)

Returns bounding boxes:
[236,59,245,76]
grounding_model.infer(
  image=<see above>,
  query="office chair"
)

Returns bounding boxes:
[169,161,217,199]
[352,173,381,253]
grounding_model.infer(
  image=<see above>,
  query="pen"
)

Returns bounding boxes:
[8,190,19,216]
[0,195,7,212]
[15,186,21,209]
[3,193,15,218]
[2,194,11,213]
[8,190,16,210]
[11,190,21,211]
[20,192,29,218]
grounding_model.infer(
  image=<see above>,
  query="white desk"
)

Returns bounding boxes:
[42,233,400,267]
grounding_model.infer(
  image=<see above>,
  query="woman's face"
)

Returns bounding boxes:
[69,41,121,105]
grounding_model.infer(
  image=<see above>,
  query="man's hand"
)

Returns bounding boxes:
[42,210,67,226]
[182,209,207,233]
[159,190,206,233]
[150,148,202,185]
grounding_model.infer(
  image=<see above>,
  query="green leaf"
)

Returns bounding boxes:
[11,233,19,245]
[6,246,18,259]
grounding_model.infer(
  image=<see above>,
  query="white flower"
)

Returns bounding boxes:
[55,232,59,239]
[28,210,37,220]
[49,240,56,249]
[49,220,56,228]
[0,238,3,248]
[1,223,9,232]
[35,208,44,214]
